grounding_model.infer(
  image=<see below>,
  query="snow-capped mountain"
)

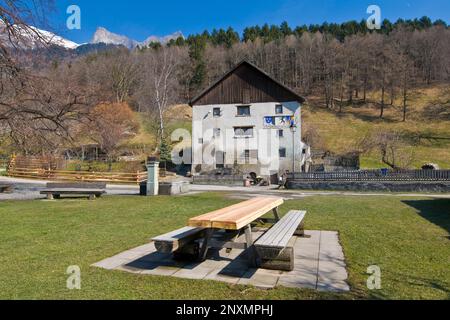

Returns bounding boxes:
[141,31,184,46]
[0,22,79,49]
[91,27,184,48]
[29,26,79,49]
[91,27,139,49]
[1,22,184,51]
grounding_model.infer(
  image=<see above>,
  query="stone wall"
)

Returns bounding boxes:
[286,180,450,193]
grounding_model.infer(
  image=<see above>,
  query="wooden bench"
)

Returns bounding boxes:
[40,182,106,200]
[254,210,306,271]
[152,226,205,260]
[0,183,13,193]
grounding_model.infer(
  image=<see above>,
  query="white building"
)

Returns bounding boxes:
[189,61,310,180]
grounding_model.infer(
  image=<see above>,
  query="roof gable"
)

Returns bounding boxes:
[189,60,305,106]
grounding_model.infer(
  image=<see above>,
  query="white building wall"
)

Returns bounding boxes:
[192,101,305,177]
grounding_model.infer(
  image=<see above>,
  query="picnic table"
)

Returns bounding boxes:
[153,197,307,270]
[187,197,284,265]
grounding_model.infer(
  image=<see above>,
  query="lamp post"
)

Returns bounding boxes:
[290,123,297,174]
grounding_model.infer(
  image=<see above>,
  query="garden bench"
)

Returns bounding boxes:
[40,182,106,200]
[0,183,13,193]
[254,210,306,271]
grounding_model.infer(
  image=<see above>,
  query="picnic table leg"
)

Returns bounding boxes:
[244,225,257,267]
[198,228,214,261]
[273,207,281,221]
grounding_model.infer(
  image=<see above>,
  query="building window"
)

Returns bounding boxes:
[278,129,284,138]
[237,105,251,117]
[243,150,257,164]
[279,148,287,158]
[275,104,283,114]
[213,128,221,137]
[234,126,254,138]
[213,107,221,117]
[244,150,250,164]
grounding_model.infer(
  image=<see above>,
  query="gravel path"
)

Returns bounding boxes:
[0,176,448,201]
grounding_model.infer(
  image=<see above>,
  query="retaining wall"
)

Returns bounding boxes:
[286,180,450,193]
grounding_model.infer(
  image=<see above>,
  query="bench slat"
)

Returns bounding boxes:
[47,182,106,189]
[258,211,302,246]
[41,189,105,193]
[255,210,306,249]
[152,226,205,253]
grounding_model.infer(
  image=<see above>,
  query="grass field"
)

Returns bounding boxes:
[0,193,448,300]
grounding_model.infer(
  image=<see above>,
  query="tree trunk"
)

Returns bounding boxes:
[380,84,385,118]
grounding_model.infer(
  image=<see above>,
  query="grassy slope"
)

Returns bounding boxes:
[304,84,450,169]
[0,193,448,300]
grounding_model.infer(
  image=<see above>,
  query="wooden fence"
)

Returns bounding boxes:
[287,170,450,181]
[8,168,147,184]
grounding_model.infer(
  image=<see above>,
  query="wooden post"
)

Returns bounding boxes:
[198,228,214,262]
[273,207,280,221]
[244,225,257,267]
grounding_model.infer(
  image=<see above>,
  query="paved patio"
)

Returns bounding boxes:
[92,230,350,292]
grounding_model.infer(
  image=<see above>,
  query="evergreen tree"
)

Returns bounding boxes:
[159,138,172,163]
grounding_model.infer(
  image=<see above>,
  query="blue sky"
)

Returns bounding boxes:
[48,0,450,44]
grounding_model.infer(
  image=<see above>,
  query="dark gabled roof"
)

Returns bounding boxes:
[189,60,305,106]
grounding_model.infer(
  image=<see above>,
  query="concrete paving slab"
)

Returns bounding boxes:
[278,274,317,290]
[317,280,350,292]
[91,257,130,270]
[238,269,281,289]
[172,265,214,280]
[128,243,156,253]
[140,264,181,276]
[92,230,350,293]
[113,250,149,260]
[204,268,247,284]
[318,261,348,281]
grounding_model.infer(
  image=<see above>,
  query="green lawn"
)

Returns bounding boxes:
[0,193,448,300]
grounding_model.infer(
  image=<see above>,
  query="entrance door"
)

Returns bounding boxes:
[215,151,225,169]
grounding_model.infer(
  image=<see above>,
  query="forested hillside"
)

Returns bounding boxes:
[1,10,449,168]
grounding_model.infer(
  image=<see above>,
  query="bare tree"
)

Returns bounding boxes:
[0,1,100,154]
[358,130,414,169]
[138,46,185,144]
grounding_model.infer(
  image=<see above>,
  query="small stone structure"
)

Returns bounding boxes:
[159,181,190,195]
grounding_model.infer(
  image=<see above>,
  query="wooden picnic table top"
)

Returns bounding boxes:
[188,197,284,231]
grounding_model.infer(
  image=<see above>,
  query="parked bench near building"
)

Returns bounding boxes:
[40,182,106,200]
